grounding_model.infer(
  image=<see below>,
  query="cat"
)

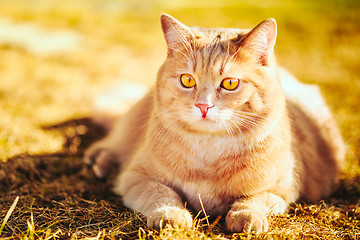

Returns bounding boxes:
[84,14,346,233]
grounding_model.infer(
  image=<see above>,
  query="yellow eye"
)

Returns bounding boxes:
[180,74,196,88]
[221,78,239,91]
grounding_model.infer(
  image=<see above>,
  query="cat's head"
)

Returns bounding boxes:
[155,14,285,138]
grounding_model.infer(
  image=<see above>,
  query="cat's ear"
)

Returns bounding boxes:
[160,14,194,52]
[237,18,277,66]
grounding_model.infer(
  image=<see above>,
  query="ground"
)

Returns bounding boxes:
[0,0,359,239]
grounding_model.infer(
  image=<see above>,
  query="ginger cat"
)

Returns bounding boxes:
[84,14,345,233]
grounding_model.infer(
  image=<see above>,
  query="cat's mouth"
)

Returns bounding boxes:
[199,116,212,121]
[177,107,231,133]
[188,118,225,134]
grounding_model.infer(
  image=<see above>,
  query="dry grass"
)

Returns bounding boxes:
[0,0,360,239]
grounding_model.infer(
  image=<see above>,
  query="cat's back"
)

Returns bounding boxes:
[278,67,346,201]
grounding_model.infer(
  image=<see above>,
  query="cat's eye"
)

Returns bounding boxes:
[180,74,196,88]
[221,78,239,91]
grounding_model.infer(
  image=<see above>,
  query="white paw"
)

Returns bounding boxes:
[226,209,268,233]
[147,206,193,229]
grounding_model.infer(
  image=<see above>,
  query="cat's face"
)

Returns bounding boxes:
[155,15,285,138]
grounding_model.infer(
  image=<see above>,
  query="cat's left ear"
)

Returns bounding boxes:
[238,18,277,66]
[160,14,195,53]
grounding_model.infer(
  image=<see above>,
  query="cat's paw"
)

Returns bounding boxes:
[147,206,193,229]
[84,145,118,179]
[226,209,268,234]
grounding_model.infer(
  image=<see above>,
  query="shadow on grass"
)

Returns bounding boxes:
[1,118,109,198]
[0,118,147,239]
[0,117,359,238]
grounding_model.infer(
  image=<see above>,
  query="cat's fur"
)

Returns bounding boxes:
[85,14,345,233]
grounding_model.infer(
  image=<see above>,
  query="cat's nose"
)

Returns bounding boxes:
[195,103,214,118]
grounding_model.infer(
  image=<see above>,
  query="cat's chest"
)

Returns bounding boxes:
[156,136,250,212]
[150,132,270,214]
[176,135,241,166]
[153,133,250,181]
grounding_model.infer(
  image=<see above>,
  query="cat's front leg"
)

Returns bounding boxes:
[114,170,193,229]
[226,192,287,233]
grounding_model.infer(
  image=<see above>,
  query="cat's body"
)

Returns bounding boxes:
[85,14,345,233]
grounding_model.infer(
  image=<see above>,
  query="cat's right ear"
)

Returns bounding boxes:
[160,14,194,53]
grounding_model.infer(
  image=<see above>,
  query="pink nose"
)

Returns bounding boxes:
[195,103,214,118]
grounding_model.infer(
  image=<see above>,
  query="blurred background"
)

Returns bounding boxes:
[0,0,359,173]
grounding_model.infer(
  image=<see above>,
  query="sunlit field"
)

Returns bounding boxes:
[0,0,359,239]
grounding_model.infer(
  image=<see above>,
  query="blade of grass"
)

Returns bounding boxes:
[44,229,62,240]
[0,196,19,235]
[207,215,222,233]
[25,200,36,240]
[198,194,210,228]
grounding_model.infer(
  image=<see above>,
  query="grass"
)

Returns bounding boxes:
[0,0,359,239]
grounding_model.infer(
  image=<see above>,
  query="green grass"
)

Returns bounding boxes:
[0,0,359,239]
